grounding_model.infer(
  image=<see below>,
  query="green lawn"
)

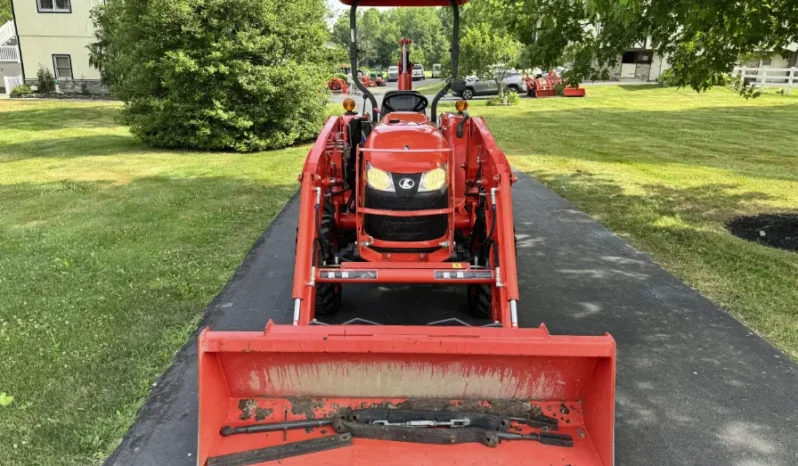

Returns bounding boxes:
[2,87,797,464]
[0,100,310,465]
[414,79,447,94]
[467,85,798,358]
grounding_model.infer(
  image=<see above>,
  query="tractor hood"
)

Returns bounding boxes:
[364,114,449,174]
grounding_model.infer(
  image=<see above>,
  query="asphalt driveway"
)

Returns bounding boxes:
[106,173,798,466]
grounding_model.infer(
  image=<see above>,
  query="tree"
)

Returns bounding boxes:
[465,0,798,93]
[89,0,333,152]
[0,0,11,23]
[329,7,449,69]
[459,22,521,96]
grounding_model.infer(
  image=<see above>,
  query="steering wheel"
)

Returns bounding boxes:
[381,93,429,114]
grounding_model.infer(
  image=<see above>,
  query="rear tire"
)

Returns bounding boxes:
[314,204,342,315]
[462,88,474,100]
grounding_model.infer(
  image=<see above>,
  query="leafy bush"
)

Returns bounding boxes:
[711,73,734,87]
[37,66,55,93]
[89,0,333,152]
[10,84,33,97]
[486,91,520,106]
[335,73,349,81]
[657,69,677,87]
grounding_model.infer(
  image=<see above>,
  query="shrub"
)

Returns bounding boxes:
[486,91,520,106]
[711,73,734,87]
[335,73,349,81]
[657,69,677,86]
[37,66,55,93]
[90,0,333,152]
[10,84,33,97]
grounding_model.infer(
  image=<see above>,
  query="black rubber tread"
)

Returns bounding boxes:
[315,203,342,315]
[467,282,492,318]
[466,221,518,318]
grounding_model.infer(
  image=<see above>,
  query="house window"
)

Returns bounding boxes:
[637,52,653,64]
[52,55,73,80]
[622,51,637,64]
[37,0,71,13]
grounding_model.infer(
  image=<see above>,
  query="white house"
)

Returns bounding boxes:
[9,0,106,93]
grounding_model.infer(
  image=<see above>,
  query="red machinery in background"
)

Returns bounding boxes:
[197,1,613,465]
[526,69,586,98]
[328,77,349,94]
[397,38,414,90]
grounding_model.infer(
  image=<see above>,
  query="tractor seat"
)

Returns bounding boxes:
[381,91,428,116]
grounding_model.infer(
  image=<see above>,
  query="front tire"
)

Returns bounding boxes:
[314,204,342,315]
[462,88,474,100]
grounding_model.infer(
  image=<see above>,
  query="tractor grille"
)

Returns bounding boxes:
[365,184,448,242]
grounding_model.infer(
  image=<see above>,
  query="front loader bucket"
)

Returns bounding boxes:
[198,323,615,466]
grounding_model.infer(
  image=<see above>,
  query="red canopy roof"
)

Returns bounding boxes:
[339,0,467,6]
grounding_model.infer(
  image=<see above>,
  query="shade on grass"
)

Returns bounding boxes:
[468,85,798,358]
[0,100,307,465]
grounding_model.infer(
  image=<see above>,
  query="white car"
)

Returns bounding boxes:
[412,64,425,81]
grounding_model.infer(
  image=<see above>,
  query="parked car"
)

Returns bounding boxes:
[387,66,399,82]
[453,72,528,99]
[432,63,441,78]
[412,64,425,81]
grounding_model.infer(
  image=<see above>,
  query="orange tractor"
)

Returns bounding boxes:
[328,77,349,94]
[197,1,615,465]
[526,69,586,98]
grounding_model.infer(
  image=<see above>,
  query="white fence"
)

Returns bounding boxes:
[732,67,796,94]
[3,75,24,96]
[0,45,20,62]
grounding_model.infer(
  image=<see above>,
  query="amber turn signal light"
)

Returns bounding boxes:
[343,98,356,113]
[455,99,468,113]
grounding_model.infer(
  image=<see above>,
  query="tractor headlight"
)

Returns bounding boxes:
[418,164,447,192]
[365,163,395,192]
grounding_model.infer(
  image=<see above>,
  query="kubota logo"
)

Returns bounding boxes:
[398,178,415,190]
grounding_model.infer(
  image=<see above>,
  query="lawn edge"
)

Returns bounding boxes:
[102,189,299,465]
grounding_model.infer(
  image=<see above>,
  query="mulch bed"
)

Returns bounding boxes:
[726,214,798,252]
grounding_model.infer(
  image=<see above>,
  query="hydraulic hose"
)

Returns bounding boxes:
[431,0,460,124]
[350,0,379,122]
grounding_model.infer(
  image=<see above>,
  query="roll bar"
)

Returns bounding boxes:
[349,0,460,123]
[430,0,459,123]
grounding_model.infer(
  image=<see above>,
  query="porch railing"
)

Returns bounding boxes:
[0,45,20,63]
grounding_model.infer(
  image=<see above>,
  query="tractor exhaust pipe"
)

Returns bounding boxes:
[349,0,379,122]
